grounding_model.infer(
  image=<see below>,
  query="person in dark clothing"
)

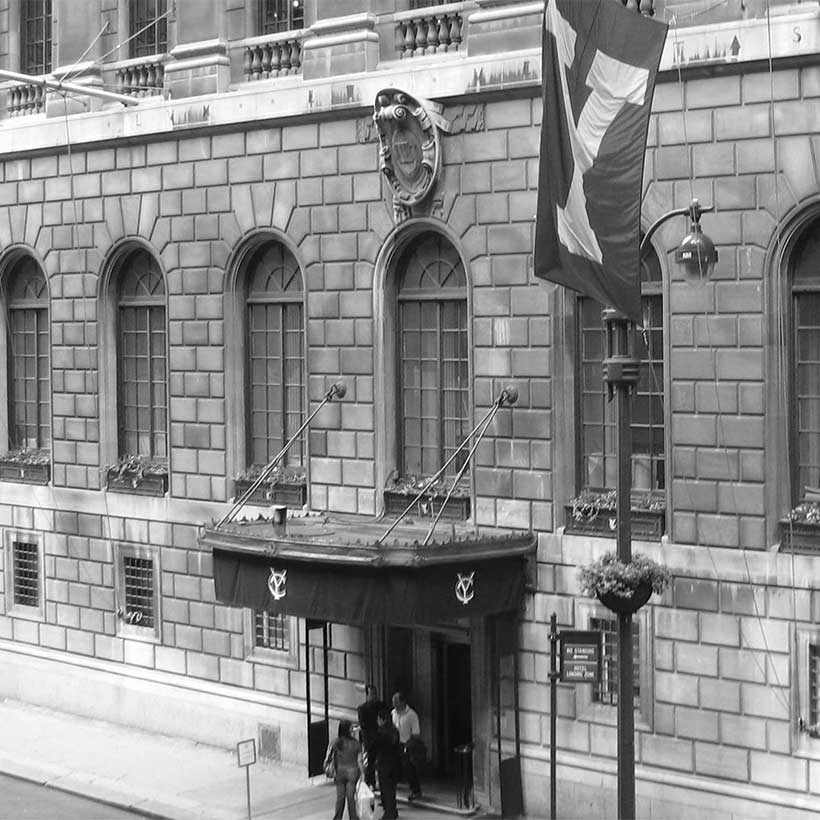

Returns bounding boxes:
[357,684,385,789]
[370,708,401,820]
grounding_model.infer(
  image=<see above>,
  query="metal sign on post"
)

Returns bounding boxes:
[237,738,257,820]
[549,617,603,820]
[560,630,602,684]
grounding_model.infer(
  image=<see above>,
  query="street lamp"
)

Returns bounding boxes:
[606,199,716,820]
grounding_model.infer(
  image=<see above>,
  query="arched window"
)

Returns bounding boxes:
[5,257,49,451]
[396,233,468,478]
[116,249,167,460]
[245,242,305,469]
[577,246,664,497]
[790,222,820,501]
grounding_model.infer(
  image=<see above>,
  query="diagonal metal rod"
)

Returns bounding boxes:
[377,386,518,544]
[0,68,139,106]
[421,401,503,546]
[216,382,346,528]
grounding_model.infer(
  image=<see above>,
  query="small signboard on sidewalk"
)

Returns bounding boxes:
[237,738,257,768]
[236,739,257,820]
[559,630,601,683]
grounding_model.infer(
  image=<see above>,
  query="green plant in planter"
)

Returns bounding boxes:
[1,447,50,465]
[788,500,820,524]
[107,454,168,479]
[386,473,470,498]
[569,488,664,523]
[578,551,672,600]
[236,463,307,484]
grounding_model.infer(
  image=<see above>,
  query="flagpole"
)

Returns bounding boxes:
[603,308,638,820]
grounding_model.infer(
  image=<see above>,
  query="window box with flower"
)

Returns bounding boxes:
[578,551,672,615]
[780,495,820,554]
[234,464,307,508]
[0,448,51,485]
[106,455,168,497]
[565,488,665,540]
[383,474,471,521]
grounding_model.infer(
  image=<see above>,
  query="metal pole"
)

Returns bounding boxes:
[245,764,252,820]
[549,612,558,820]
[603,309,638,820]
[0,68,139,106]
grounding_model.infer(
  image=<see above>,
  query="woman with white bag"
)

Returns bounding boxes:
[327,720,365,820]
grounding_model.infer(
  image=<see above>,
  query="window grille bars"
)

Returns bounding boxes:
[12,540,39,607]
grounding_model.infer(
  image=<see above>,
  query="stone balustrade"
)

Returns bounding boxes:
[242,33,304,81]
[7,83,45,116]
[115,58,166,97]
[395,7,463,58]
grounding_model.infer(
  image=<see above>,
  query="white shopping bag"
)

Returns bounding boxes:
[355,779,376,820]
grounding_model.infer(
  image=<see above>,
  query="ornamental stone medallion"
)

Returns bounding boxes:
[373,88,441,220]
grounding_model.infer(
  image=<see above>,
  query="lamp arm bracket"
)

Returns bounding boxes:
[640,201,715,258]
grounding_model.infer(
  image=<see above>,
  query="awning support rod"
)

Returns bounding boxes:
[377,386,518,545]
[422,386,517,545]
[0,68,140,106]
[216,381,347,528]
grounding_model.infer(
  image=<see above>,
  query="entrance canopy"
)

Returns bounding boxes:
[202,514,536,626]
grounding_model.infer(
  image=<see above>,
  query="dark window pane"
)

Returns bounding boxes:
[260,0,304,35]
[129,0,168,59]
[254,611,289,651]
[590,616,640,706]
[21,0,52,75]
[13,541,39,607]
[122,556,154,628]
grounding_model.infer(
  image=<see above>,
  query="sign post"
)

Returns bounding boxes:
[237,738,257,820]
[548,616,602,820]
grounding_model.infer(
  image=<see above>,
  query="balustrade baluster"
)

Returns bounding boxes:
[404,19,417,57]
[448,15,462,52]
[414,17,427,56]
[290,40,302,74]
[146,62,156,91]
[269,43,281,77]
[251,45,262,79]
[437,16,449,52]
[243,46,252,81]
[261,44,273,77]
[426,17,439,54]
[281,41,293,74]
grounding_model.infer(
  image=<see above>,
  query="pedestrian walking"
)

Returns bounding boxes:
[371,708,401,820]
[327,719,365,820]
[391,691,423,801]
[357,684,385,789]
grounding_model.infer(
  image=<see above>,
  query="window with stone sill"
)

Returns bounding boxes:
[575,245,665,508]
[393,233,470,519]
[575,600,653,728]
[260,0,304,34]
[129,0,168,58]
[21,0,52,75]
[3,256,50,459]
[115,544,161,641]
[796,630,820,755]
[245,610,299,668]
[116,249,168,471]
[3,530,45,620]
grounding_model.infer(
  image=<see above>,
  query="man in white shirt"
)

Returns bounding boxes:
[391,691,422,800]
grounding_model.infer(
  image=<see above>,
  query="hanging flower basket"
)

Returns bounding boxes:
[578,552,671,615]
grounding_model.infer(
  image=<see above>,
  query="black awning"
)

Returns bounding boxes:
[203,515,535,626]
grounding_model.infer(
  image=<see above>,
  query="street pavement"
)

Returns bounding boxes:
[0,698,507,820]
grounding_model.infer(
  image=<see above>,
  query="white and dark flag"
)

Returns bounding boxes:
[534,0,668,323]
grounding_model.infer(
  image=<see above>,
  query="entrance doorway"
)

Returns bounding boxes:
[432,632,471,776]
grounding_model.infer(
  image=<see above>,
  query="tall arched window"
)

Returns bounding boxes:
[790,222,820,502]
[245,242,305,469]
[396,233,468,478]
[116,249,167,460]
[5,257,50,452]
[577,246,664,497]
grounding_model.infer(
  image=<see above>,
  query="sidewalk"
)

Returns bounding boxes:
[0,698,504,820]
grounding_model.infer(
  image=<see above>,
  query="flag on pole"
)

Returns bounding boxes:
[534,0,668,323]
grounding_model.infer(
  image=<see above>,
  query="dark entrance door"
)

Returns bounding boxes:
[385,626,414,701]
[305,619,330,777]
[432,633,471,776]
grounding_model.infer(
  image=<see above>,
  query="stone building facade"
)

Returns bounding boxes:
[0,0,819,817]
